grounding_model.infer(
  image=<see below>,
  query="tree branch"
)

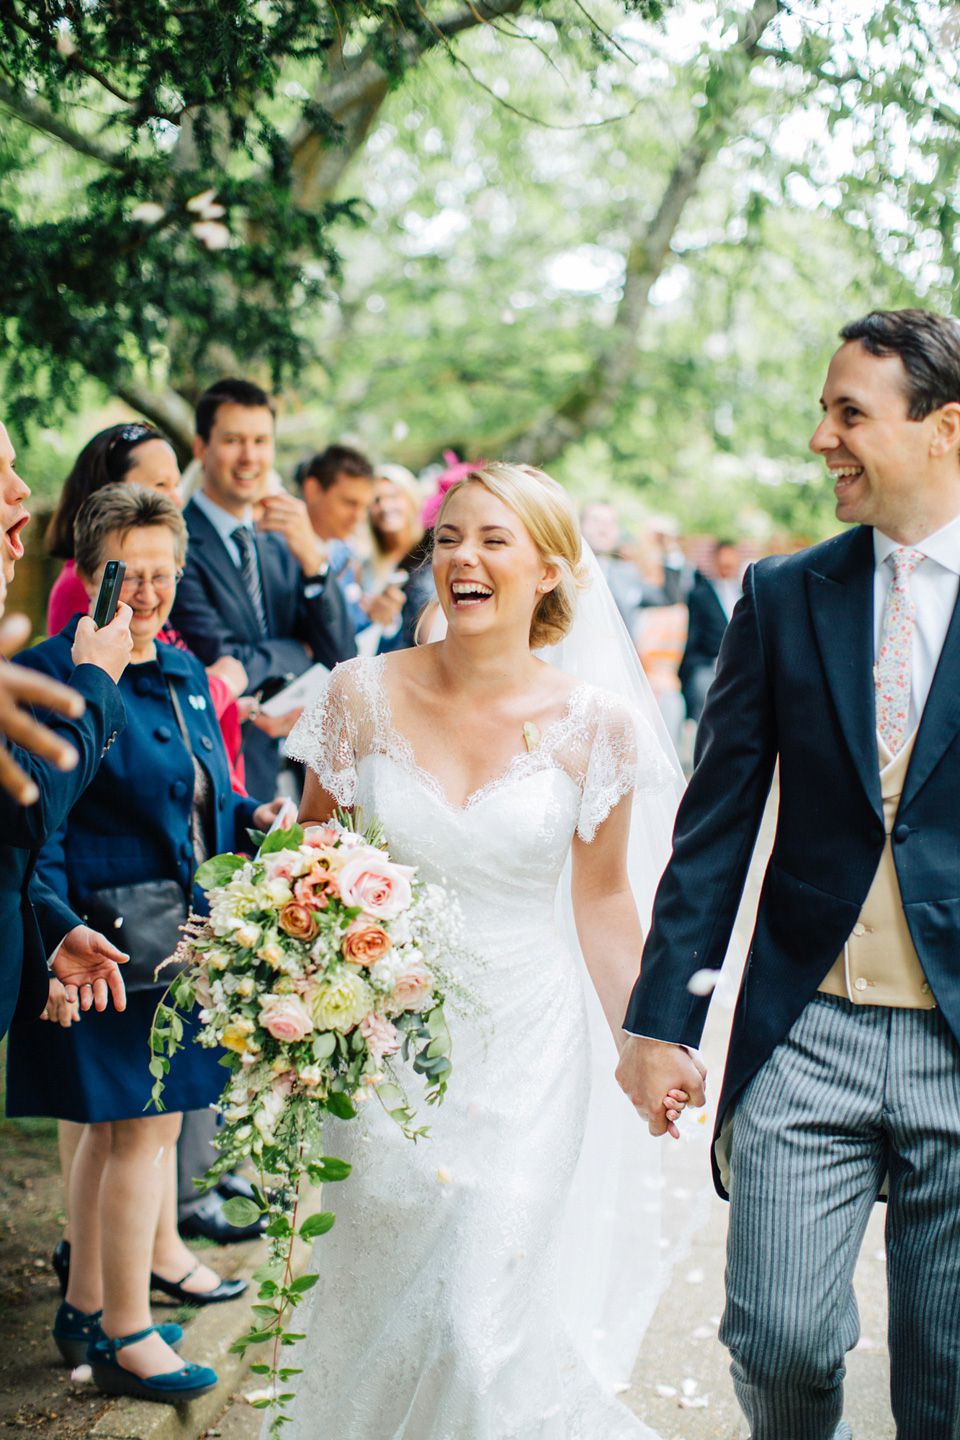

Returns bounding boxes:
[503,0,783,466]
[112,379,195,462]
[288,0,527,207]
[0,76,124,169]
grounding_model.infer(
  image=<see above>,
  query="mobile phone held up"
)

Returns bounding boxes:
[93,561,126,628]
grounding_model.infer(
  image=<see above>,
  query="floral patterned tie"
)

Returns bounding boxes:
[875,547,925,754]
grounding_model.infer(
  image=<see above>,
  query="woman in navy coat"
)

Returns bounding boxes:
[6,485,281,1403]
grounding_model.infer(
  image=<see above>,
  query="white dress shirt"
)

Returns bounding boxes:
[193,488,256,571]
[873,511,960,734]
[711,576,742,621]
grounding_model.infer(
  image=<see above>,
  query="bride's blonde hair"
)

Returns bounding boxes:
[435,462,589,649]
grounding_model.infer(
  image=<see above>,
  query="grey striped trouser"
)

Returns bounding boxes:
[719,993,960,1440]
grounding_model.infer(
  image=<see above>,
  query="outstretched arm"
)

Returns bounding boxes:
[571,794,706,1138]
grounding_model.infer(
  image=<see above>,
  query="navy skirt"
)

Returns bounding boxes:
[4,989,225,1123]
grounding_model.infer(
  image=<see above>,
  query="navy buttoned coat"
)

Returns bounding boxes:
[625,524,960,1194]
[5,623,259,1122]
[0,661,125,1040]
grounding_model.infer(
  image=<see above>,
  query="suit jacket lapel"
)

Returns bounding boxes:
[186,503,262,638]
[805,526,882,820]
[901,588,960,810]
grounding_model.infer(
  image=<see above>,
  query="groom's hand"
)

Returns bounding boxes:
[616,1035,707,1138]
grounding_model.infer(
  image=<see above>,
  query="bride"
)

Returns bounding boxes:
[284,463,683,1439]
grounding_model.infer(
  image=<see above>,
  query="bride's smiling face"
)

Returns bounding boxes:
[433,483,558,640]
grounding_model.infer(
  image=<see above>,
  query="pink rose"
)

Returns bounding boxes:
[359,1012,401,1064]
[257,993,314,1043]
[390,957,433,1013]
[336,849,416,920]
[278,900,321,940]
[342,918,392,967]
[261,851,299,883]
[303,825,341,848]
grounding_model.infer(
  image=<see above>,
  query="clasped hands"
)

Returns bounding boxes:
[616,1035,707,1139]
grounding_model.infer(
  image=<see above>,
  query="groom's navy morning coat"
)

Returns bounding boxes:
[625,523,960,1194]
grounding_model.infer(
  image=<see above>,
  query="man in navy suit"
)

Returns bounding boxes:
[0,419,131,1040]
[678,540,742,722]
[170,380,356,798]
[618,311,960,1439]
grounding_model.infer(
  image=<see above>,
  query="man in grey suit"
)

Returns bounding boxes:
[618,310,960,1439]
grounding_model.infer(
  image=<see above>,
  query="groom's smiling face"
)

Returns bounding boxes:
[809,341,952,537]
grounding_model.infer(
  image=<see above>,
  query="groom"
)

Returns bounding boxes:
[618,309,960,1439]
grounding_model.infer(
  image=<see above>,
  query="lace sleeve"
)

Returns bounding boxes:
[285,659,370,806]
[576,691,675,844]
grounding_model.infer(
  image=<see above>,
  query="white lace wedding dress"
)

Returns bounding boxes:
[283,655,672,1440]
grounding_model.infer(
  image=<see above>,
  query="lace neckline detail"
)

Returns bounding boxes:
[367,654,590,813]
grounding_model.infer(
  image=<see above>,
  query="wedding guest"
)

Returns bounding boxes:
[580,500,666,625]
[295,444,408,639]
[678,540,742,723]
[44,422,249,791]
[6,484,283,1403]
[171,380,356,798]
[0,420,130,1043]
[359,465,434,653]
[46,424,182,633]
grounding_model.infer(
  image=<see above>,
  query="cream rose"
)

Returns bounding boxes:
[336,849,416,920]
[258,993,313,1043]
[390,956,433,1013]
[305,970,374,1033]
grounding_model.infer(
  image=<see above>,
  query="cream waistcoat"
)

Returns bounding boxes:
[818,730,935,1010]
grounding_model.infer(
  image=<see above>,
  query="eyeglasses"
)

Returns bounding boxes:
[119,568,184,593]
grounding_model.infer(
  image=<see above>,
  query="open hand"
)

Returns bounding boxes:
[616,1034,707,1139]
[51,924,128,1013]
[0,614,87,803]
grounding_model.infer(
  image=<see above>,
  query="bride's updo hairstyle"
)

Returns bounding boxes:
[435,462,589,648]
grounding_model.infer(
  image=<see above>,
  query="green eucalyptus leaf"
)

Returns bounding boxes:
[259,824,304,855]
[311,1032,336,1061]
[325,1092,356,1120]
[220,1195,263,1228]
[195,853,245,889]
[308,1156,352,1183]
[299,1211,336,1239]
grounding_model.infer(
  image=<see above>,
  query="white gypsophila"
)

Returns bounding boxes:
[389,912,413,946]
[369,950,409,990]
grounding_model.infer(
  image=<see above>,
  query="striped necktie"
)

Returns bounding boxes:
[232,526,267,636]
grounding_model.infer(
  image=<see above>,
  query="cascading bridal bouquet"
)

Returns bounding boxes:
[148,813,463,1435]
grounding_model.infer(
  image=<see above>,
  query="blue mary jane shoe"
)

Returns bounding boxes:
[89,1325,217,1403]
[53,1302,182,1368]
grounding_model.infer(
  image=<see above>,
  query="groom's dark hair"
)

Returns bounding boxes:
[840,309,960,421]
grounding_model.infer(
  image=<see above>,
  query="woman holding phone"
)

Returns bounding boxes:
[7,485,282,1402]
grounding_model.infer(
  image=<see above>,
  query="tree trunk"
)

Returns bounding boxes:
[504,0,782,467]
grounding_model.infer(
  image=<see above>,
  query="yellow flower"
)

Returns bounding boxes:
[306,970,373,1034]
[221,1018,257,1054]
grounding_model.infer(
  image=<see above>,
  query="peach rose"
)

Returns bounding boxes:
[303,825,341,848]
[342,918,392,968]
[278,900,321,941]
[294,866,339,910]
[336,849,416,920]
[359,1012,401,1064]
[257,993,314,1043]
[390,957,433,1013]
